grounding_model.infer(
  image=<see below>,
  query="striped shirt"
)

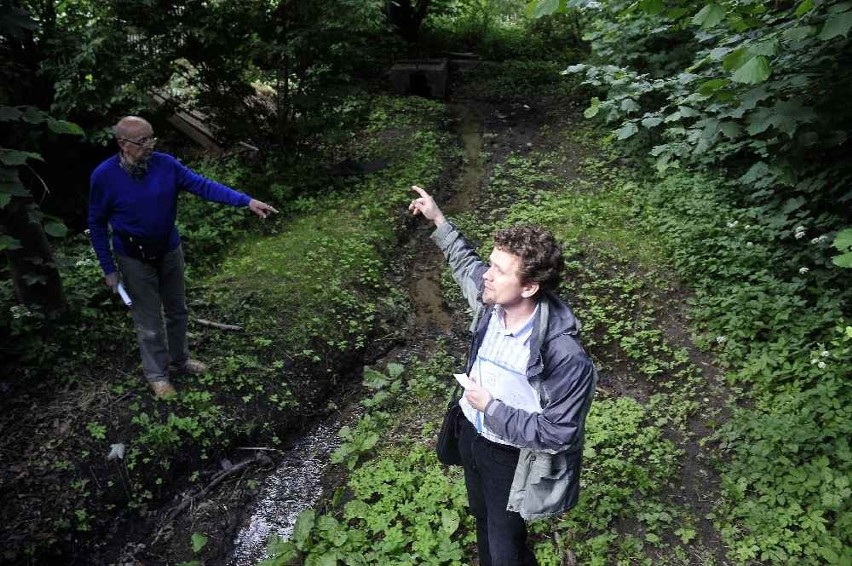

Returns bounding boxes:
[460,304,541,447]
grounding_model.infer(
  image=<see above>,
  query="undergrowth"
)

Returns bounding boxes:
[0,94,453,563]
[278,100,850,564]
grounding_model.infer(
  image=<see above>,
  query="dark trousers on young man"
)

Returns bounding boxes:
[459,417,539,566]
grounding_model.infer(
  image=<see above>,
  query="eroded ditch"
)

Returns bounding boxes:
[227,101,486,564]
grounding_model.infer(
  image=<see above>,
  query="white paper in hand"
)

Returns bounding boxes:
[454,373,474,389]
[117,282,132,306]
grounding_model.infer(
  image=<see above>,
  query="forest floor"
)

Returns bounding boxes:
[2,65,735,565]
[175,75,731,563]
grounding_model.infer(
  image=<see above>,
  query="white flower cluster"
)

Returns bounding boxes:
[810,235,828,245]
[799,267,810,274]
[726,220,739,228]
[716,335,727,344]
[794,226,806,239]
[810,349,831,369]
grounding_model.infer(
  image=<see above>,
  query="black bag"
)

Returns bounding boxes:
[117,231,169,264]
[436,386,463,466]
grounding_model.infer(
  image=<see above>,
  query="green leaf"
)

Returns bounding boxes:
[43,221,69,238]
[723,47,749,71]
[782,197,806,214]
[527,0,561,18]
[640,0,665,15]
[698,78,729,95]
[0,235,21,251]
[819,11,852,40]
[292,509,316,551]
[190,532,208,553]
[583,97,601,119]
[833,228,852,251]
[832,251,852,268]
[0,169,29,198]
[0,107,23,121]
[693,4,726,28]
[750,39,778,56]
[0,149,43,166]
[719,121,742,139]
[362,367,388,389]
[21,106,46,124]
[621,98,641,113]
[642,116,664,128]
[47,118,85,136]
[784,25,817,42]
[386,362,404,378]
[795,0,814,17]
[731,55,771,84]
[440,508,460,534]
[262,538,298,565]
[739,161,771,184]
[616,122,639,140]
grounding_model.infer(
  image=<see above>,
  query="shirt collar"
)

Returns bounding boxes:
[493,303,539,338]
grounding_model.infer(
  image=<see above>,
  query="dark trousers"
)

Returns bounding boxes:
[117,246,189,382]
[459,417,538,566]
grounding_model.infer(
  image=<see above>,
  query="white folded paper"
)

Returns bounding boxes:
[454,373,474,389]
[117,282,132,306]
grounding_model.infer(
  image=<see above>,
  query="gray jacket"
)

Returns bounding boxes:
[432,221,596,520]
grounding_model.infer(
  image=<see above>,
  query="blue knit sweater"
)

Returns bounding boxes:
[89,152,251,275]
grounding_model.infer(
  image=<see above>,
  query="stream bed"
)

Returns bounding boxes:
[226,102,484,564]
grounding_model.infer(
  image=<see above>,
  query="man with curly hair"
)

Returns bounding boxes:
[410,185,596,566]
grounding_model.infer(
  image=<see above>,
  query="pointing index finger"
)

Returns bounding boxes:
[411,185,428,199]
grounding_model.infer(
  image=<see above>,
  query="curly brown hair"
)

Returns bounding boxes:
[493,225,564,295]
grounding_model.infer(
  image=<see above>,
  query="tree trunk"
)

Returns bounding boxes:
[386,0,430,43]
[2,198,65,314]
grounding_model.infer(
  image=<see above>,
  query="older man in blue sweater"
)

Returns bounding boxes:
[89,116,278,397]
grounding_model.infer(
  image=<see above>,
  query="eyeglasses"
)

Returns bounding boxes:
[120,136,157,147]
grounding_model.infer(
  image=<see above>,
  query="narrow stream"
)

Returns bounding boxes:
[227,101,484,564]
[227,419,346,565]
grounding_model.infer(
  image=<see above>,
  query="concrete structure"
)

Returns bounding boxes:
[389,59,449,99]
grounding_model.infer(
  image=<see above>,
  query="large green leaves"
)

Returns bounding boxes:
[819,8,852,40]
[693,3,726,28]
[731,55,771,84]
[832,228,852,268]
[527,0,562,18]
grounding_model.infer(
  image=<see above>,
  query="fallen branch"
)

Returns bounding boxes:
[192,317,243,331]
[153,453,271,543]
[235,446,286,453]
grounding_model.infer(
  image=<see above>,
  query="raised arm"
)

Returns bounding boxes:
[409,185,486,313]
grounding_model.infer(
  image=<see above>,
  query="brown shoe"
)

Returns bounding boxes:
[169,358,208,375]
[150,380,177,398]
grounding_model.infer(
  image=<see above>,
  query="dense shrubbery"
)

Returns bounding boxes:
[633,171,851,563]
[524,0,850,561]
